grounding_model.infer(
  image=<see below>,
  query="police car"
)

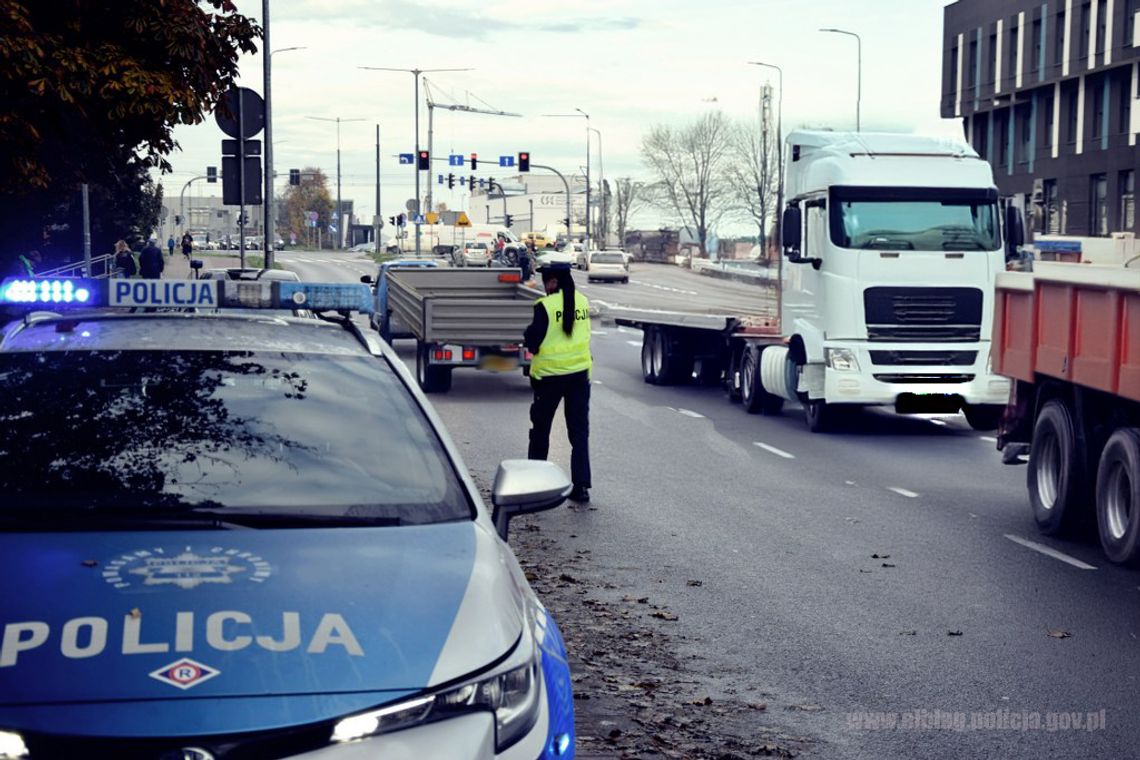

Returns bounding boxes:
[0,277,576,759]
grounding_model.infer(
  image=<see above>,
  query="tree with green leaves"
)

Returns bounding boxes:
[0,0,260,263]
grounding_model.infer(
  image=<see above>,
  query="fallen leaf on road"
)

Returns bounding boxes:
[787,703,823,712]
[881,563,897,568]
[749,702,768,711]
[858,569,872,574]
[947,630,963,636]
[687,696,713,706]
[686,579,703,587]
[872,554,890,559]
[651,611,679,621]
[558,573,579,584]
[899,630,917,636]
[1046,629,1072,639]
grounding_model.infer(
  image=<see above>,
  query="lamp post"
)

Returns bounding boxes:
[358,66,473,255]
[305,115,365,249]
[542,109,591,246]
[820,28,861,131]
[588,127,604,247]
[264,39,306,267]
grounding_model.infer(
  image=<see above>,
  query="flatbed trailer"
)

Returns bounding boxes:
[994,262,1140,563]
[385,268,543,393]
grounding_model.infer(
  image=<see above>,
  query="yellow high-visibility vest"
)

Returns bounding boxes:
[530,291,592,380]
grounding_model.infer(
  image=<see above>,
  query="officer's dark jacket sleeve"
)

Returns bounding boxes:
[524,303,548,354]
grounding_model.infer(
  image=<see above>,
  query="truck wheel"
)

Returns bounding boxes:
[650,327,691,385]
[724,347,743,403]
[416,342,453,393]
[963,404,1004,431]
[1096,428,1140,565]
[641,329,659,385]
[1028,399,1086,536]
[803,398,832,432]
[741,346,784,415]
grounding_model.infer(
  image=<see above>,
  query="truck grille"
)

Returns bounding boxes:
[864,287,982,342]
[873,374,976,384]
[868,350,978,366]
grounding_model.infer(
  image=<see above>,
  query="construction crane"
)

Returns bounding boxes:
[424,78,522,213]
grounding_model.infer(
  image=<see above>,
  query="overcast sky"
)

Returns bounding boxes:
[163,0,962,228]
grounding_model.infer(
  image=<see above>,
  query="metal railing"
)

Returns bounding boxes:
[37,253,117,279]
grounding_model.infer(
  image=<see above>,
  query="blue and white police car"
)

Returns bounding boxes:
[0,277,576,759]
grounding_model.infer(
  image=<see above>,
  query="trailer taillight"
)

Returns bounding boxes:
[462,348,476,361]
[433,349,453,361]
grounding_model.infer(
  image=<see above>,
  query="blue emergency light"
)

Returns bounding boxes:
[0,278,372,314]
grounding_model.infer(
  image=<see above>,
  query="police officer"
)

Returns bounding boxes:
[524,261,592,502]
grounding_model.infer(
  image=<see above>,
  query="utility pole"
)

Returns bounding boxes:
[375,124,382,249]
[358,66,473,255]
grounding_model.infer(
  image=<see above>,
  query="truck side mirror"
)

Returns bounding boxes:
[1004,205,1025,261]
[782,206,802,259]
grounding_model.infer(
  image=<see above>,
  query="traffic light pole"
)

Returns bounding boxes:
[414,73,421,256]
[531,164,572,240]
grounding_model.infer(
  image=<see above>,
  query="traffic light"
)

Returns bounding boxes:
[289,168,301,186]
[469,175,476,191]
[470,153,478,170]
[417,150,430,170]
[504,213,513,228]
[175,215,183,226]
[447,173,455,189]
[389,216,396,226]
[206,165,218,183]
[564,217,571,230]
[518,152,530,172]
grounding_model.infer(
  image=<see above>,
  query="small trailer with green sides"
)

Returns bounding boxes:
[372,267,544,393]
[994,261,1140,564]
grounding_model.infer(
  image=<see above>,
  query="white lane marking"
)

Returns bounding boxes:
[1004,534,1097,570]
[672,408,706,419]
[617,326,638,334]
[888,487,920,499]
[592,329,609,335]
[626,340,642,348]
[802,289,814,296]
[980,436,998,443]
[632,281,698,296]
[753,442,796,459]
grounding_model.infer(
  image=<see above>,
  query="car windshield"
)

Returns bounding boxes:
[829,187,1001,251]
[0,350,470,522]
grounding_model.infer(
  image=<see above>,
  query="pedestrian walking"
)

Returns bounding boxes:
[166,235,175,257]
[523,261,592,503]
[113,240,137,278]
[519,244,533,283]
[139,238,164,279]
[180,232,194,260]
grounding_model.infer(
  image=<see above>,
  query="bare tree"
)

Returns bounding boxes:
[640,112,733,257]
[612,178,649,248]
[725,118,780,257]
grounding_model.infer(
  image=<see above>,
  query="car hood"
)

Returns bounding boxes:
[0,521,526,735]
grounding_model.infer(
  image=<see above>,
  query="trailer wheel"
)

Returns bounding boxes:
[650,327,691,386]
[1096,428,1140,565]
[963,403,1004,431]
[1028,399,1086,535]
[641,329,659,385]
[416,342,453,394]
[741,346,784,415]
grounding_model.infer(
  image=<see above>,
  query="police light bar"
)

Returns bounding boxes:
[0,278,373,314]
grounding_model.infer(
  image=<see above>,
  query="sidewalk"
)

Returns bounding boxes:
[162,250,264,279]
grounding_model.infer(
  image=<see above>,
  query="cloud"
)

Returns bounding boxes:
[372,0,644,39]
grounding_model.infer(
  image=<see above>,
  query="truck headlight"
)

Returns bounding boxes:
[825,347,860,373]
[331,646,541,752]
[0,731,28,760]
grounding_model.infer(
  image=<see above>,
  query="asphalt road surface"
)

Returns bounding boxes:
[279,250,1140,759]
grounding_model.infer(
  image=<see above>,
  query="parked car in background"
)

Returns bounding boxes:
[456,242,491,267]
[586,250,630,283]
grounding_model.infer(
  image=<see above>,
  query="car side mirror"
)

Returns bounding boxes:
[782,206,802,260]
[491,459,572,540]
[359,275,374,284]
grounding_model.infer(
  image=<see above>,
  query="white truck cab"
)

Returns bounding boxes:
[773,130,1020,431]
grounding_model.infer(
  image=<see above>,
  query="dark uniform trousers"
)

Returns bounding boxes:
[527,369,591,488]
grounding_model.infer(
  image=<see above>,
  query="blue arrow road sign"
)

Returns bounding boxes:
[398,153,414,164]
[449,154,464,167]
[438,174,444,184]
[499,155,515,167]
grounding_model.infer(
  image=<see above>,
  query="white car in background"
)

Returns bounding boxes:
[586,250,630,283]
[535,248,576,267]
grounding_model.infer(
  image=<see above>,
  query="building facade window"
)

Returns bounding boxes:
[989,31,999,84]
[1019,104,1033,165]
[1044,92,1056,150]
[1055,9,1067,67]
[1033,18,1043,76]
[1091,74,1106,142]
[1009,19,1020,83]
[1127,0,1137,48]
[1096,0,1107,54]
[1120,71,1133,135]
[1120,170,1135,231]
[1067,84,1080,144]
[1080,2,1091,61]
[1043,179,1060,233]
[969,37,979,88]
[1091,173,1108,235]
[998,109,1012,166]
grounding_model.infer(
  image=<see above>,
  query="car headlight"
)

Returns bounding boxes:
[331,645,541,752]
[826,347,860,373]
[0,731,28,760]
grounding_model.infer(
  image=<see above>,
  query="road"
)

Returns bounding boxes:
[278,250,1140,759]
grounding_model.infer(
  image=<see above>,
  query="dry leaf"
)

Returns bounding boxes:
[881,563,897,568]
[686,579,703,587]
[947,630,963,636]
[651,611,679,621]
[872,554,891,559]
[1047,629,1072,639]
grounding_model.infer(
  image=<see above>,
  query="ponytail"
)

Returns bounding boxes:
[557,269,576,336]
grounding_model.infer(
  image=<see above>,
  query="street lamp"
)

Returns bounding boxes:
[819,28,861,131]
[264,40,306,265]
[542,109,591,247]
[305,115,365,249]
[358,66,473,255]
[588,127,604,246]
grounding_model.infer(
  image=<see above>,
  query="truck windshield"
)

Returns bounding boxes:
[830,187,1000,251]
